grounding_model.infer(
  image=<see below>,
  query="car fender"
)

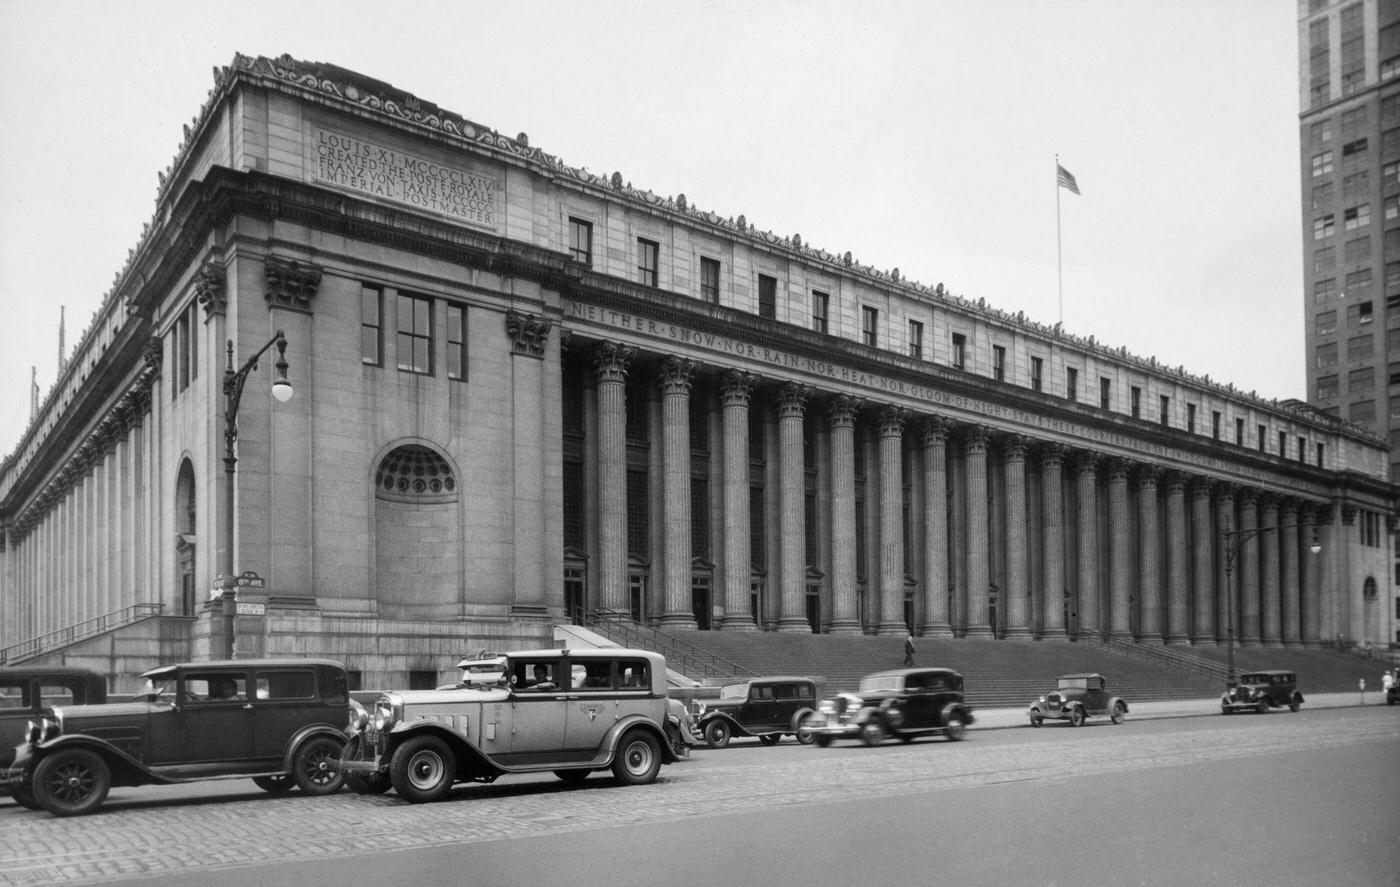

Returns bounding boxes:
[878,697,904,730]
[601,714,677,766]
[382,719,496,775]
[1108,697,1128,714]
[1292,691,1305,705]
[939,702,972,727]
[787,707,816,733]
[278,722,353,773]
[697,711,751,738]
[1027,703,1044,717]
[27,734,169,787]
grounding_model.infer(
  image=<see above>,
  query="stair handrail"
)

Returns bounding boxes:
[1090,632,1231,681]
[580,611,758,681]
[0,602,165,665]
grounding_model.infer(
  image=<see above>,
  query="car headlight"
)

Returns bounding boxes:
[25,717,58,745]
[347,702,369,733]
[1038,695,1047,704]
[372,699,398,732]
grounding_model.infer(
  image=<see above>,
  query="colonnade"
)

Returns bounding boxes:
[585,343,1328,646]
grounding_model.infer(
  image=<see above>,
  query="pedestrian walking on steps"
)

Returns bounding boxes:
[902,632,915,667]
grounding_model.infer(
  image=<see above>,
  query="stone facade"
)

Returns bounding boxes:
[1,54,1396,690]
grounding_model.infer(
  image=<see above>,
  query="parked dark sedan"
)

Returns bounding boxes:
[804,668,973,747]
[2,659,352,816]
[1220,670,1303,714]
[2,666,108,808]
[692,676,822,747]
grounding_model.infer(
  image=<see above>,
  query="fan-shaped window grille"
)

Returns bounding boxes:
[376,445,456,501]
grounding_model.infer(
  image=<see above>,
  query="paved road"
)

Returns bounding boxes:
[2,695,1395,886]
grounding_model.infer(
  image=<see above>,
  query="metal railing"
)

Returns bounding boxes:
[0,602,165,665]
[579,611,758,682]
[1091,632,1231,682]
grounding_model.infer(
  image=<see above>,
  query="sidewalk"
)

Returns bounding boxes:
[970,691,1382,730]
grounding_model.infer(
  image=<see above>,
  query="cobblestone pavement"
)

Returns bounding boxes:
[2,700,1394,885]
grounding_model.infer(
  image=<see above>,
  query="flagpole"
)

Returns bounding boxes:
[1056,154,1063,326]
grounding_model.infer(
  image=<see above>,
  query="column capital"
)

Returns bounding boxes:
[999,433,1030,462]
[1341,503,1357,526]
[777,382,812,417]
[195,262,227,318]
[1037,441,1068,469]
[1070,449,1099,477]
[1188,475,1214,499]
[1315,503,1335,525]
[592,341,636,383]
[961,424,991,455]
[1257,491,1279,512]
[505,310,553,359]
[657,356,699,394]
[1161,470,1186,495]
[1104,457,1130,483]
[264,255,322,313]
[1237,486,1259,508]
[721,370,759,406]
[827,393,862,428]
[1214,481,1237,505]
[877,404,909,437]
[1132,462,1161,488]
[1277,495,1300,516]
[920,415,954,447]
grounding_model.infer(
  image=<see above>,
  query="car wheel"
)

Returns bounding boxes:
[293,736,345,795]
[1289,698,1301,713]
[33,749,111,817]
[859,719,886,747]
[758,733,781,746]
[1068,707,1085,728]
[390,736,456,803]
[345,771,392,795]
[704,719,731,749]
[253,774,294,794]
[553,769,591,783]
[1111,702,1126,725]
[794,712,817,745]
[1029,713,1043,728]
[1256,699,1270,715]
[813,733,832,748]
[10,786,42,810]
[944,714,967,742]
[611,729,661,786]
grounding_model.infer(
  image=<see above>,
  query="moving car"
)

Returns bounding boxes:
[2,659,352,816]
[1027,673,1128,727]
[693,676,821,747]
[340,648,676,803]
[804,667,973,747]
[1220,670,1303,714]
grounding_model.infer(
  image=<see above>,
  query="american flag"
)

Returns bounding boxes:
[1057,163,1081,195]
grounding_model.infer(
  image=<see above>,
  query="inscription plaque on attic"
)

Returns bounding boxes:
[313,128,496,228]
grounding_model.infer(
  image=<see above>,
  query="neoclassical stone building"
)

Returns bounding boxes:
[1,55,1395,686]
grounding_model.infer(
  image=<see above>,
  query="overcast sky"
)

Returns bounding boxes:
[0,0,1303,459]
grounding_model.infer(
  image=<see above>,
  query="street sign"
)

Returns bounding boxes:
[236,602,266,616]
[236,571,266,588]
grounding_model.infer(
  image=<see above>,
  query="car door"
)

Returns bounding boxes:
[745,683,777,731]
[174,670,255,772]
[564,657,626,762]
[500,657,568,766]
[1084,677,1108,714]
[250,666,324,766]
[0,676,35,765]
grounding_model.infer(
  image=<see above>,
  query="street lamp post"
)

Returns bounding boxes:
[1220,520,1322,685]
[219,330,293,659]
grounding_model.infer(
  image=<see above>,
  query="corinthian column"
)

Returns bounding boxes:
[1039,443,1068,640]
[720,371,758,630]
[827,395,863,635]
[1259,493,1280,647]
[1001,435,1031,639]
[776,383,812,632]
[658,357,698,629]
[1280,498,1300,646]
[921,418,954,638]
[1107,458,1132,638]
[1214,484,1236,644]
[1164,471,1190,645]
[876,406,909,635]
[1072,451,1099,638]
[1190,478,1215,644]
[1238,489,1261,647]
[963,425,993,638]
[593,342,634,614]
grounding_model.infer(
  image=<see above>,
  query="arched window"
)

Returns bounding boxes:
[175,460,197,615]
[375,445,456,500]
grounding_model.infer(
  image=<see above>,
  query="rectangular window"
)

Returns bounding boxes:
[1344,204,1370,231]
[1342,138,1368,161]
[1130,386,1141,419]
[1160,394,1170,427]
[1317,310,1338,335]
[1187,403,1196,433]
[1318,374,1339,398]
[569,217,592,266]
[811,290,829,333]
[361,285,383,365]
[1297,435,1306,463]
[175,310,190,393]
[1235,417,1245,445]
[951,333,966,370]
[1348,334,1374,360]
[1257,424,1267,452]
[1315,278,1337,303]
[1346,300,1374,326]
[1030,356,1043,391]
[1312,183,1333,210]
[1315,214,1335,239]
[637,238,659,287]
[1386,161,1400,188]
[1100,377,1111,409]
[758,274,777,319]
[1345,270,1373,301]
[1315,246,1336,272]
[1312,151,1334,177]
[993,345,1006,381]
[1349,367,1375,393]
[1350,399,1377,426]
[1317,442,1325,467]
[446,304,465,381]
[862,306,879,347]
[1317,342,1339,367]
[396,293,432,375]
[909,320,924,360]
[700,257,720,303]
[1066,367,1078,402]
[1212,410,1221,440]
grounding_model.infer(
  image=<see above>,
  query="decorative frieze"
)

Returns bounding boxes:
[264,256,323,312]
[505,309,552,358]
[195,262,227,317]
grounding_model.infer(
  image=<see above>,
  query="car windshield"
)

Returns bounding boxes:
[1057,677,1088,691]
[144,677,177,702]
[455,658,507,688]
[719,682,750,700]
[858,676,903,693]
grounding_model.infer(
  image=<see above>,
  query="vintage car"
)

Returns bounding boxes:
[340,647,677,803]
[692,676,821,748]
[1388,678,1400,706]
[802,667,973,747]
[1,666,108,808]
[1027,673,1128,727]
[1,659,352,816]
[1220,670,1303,714]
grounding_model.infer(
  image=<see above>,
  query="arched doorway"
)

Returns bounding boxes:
[175,459,197,615]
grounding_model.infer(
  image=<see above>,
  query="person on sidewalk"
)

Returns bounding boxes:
[1383,669,1395,698]
[902,632,916,667]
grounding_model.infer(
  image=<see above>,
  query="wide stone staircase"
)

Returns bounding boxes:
[584,618,1386,708]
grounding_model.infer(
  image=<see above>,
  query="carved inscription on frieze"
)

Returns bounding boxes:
[313,128,496,228]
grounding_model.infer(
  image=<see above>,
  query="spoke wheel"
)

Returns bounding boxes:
[794,712,817,745]
[1069,707,1086,728]
[1111,702,1126,725]
[293,736,345,795]
[611,730,661,785]
[944,714,966,741]
[703,719,731,749]
[390,736,455,803]
[1029,713,1043,728]
[253,774,294,794]
[859,720,886,747]
[33,749,111,817]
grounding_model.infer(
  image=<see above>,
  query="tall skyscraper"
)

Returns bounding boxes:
[1300,0,1400,479]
